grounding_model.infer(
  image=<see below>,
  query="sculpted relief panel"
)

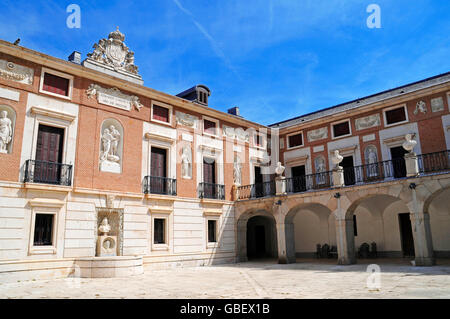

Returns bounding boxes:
[355,114,380,131]
[0,60,34,85]
[99,119,123,174]
[86,84,143,111]
[175,111,198,129]
[307,127,328,143]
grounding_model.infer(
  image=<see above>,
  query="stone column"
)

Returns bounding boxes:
[410,212,435,266]
[275,221,296,264]
[404,153,419,177]
[274,204,295,264]
[335,217,356,265]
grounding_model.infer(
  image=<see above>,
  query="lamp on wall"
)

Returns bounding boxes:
[334,192,341,198]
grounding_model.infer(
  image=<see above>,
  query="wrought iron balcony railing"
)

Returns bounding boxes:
[285,171,333,195]
[198,182,225,200]
[418,150,450,174]
[24,160,72,186]
[143,176,177,196]
[236,150,450,201]
[237,180,276,200]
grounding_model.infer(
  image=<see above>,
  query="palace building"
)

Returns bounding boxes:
[0,29,449,282]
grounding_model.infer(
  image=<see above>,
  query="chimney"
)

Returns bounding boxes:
[228,106,241,117]
[68,51,81,65]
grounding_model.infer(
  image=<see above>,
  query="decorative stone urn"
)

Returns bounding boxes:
[332,150,345,188]
[402,134,419,177]
[97,217,117,257]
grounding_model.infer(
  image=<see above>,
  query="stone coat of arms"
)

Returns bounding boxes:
[86,27,139,75]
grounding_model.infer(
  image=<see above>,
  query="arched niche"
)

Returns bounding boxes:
[0,105,16,154]
[99,118,124,174]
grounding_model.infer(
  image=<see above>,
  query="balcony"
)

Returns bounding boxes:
[198,182,225,200]
[237,150,450,201]
[143,176,177,196]
[24,160,72,186]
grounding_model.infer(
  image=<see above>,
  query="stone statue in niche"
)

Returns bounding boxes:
[181,146,192,179]
[233,156,242,185]
[99,217,111,235]
[365,146,378,177]
[97,217,117,257]
[315,156,326,184]
[0,110,12,153]
[100,124,121,173]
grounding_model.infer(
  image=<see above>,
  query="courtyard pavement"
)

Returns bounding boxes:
[0,258,449,299]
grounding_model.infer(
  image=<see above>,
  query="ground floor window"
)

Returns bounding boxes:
[34,214,54,246]
[154,218,166,244]
[208,220,217,243]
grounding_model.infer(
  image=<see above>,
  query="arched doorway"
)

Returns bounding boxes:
[236,210,277,262]
[246,216,277,259]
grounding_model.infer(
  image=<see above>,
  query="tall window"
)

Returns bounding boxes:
[152,105,169,123]
[208,220,217,243]
[154,218,166,244]
[385,106,407,125]
[34,214,54,246]
[42,73,70,97]
[204,120,217,135]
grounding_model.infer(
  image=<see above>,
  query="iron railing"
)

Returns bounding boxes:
[350,157,407,184]
[24,160,72,186]
[143,176,177,196]
[198,182,225,200]
[236,150,450,200]
[418,150,450,174]
[285,171,332,194]
[238,180,276,200]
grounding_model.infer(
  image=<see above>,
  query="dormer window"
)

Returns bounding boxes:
[199,91,208,105]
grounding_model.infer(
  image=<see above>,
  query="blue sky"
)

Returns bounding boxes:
[1,0,449,125]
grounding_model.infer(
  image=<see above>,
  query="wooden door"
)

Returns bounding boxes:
[151,147,167,194]
[203,158,216,197]
[34,125,64,184]
[390,146,407,178]
[342,156,355,185]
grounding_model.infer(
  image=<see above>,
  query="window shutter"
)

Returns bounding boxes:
[288,133,303,147]
[43,73,70,96]
[152,105,169,123]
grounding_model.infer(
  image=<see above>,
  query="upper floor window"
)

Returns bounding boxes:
[199,91,208,105]
[204,119,217,136]
[39,68,73,99]
[287,132,303,148]
[152,105,169,123]
[384,105,408,126]
[332,120,351,139]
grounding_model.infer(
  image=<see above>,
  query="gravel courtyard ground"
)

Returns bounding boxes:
[0,259,449,299]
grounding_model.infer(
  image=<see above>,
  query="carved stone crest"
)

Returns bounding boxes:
[414,100,427,115]
[86,27,139,75]
[86,84,143,111]
[431,97,444,113]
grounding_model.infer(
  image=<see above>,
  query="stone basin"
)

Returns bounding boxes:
[74,255,143,278]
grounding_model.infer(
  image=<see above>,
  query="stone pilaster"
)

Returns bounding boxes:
[335,217,356,265]
[410,212,435,266]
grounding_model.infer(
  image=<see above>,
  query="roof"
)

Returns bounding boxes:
[270,71,450,128]
[176,84,211,98]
